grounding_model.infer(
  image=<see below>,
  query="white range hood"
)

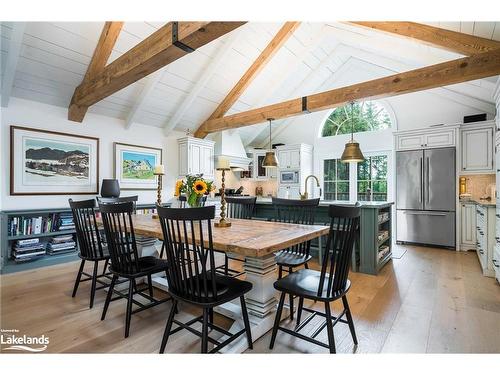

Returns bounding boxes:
[212,130,252,171]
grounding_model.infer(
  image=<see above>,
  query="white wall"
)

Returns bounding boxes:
[1,97,183,211]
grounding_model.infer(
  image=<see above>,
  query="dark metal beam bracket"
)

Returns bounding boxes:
[172,22,196,53]
[302,96,310,113]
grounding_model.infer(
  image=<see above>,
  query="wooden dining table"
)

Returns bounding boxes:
[100,214,329,353]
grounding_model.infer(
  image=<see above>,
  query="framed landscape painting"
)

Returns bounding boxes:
[114,142,162,190]
[10,126,99,195]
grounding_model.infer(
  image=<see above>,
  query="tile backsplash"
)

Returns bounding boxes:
[459,174,496,200]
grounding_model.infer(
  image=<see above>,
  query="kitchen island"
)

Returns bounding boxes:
[252,198,395,275]
[178,196,394,275]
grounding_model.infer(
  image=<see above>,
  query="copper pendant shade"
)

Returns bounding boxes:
[262,118,279,168]
[341,101,365,163]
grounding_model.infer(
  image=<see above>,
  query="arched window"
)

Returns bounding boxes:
[321,101,391,137]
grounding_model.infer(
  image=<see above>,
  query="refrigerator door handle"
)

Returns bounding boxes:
[419,157,423,203]
[426,156,430,204]
[402,211,448,216]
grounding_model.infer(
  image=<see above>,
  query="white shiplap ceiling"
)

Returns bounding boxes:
[1,21,499,146]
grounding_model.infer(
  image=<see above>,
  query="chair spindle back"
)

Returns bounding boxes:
[69,198,105,259]
[318,205,360,299]
[157,205,220,301]
[225,196,257,219]
[98,201,140,275]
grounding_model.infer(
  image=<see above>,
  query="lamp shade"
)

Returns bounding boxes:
[341,141,365,163]
[100,179,120,198]
[262,151,279,168]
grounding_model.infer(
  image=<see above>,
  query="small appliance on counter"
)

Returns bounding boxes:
[255,186,263,196]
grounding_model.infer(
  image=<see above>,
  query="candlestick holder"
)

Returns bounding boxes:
[152,171,164,219]
[215,167,231,227]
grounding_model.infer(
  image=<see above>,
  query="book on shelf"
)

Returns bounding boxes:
[11,238,47,262]
[47,234,77,255]
[7,212,75,236]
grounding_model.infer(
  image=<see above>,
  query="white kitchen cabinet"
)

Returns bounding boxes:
[395,127,457,151]
[461,123,494,173]
[242,149,277,181]
[177,137,215,179]
[475,204,496,277]
[277,149,300,169]
[493,246,500,283]
[460,202,476,250]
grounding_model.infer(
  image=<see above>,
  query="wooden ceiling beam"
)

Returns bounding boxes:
[348,22,500,56]
[68,21,246,122]
[194,21,300,138]
[69,21,123,122]
[196,48,500,134]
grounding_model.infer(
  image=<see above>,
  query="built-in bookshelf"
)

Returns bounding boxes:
[1,204,157,274]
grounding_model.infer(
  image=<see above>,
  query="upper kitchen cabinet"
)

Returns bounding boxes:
[178,136,215,179]
[460,121,495,174]
[242,149,277,180]
[395,126,458,151]
[277,147,301,170]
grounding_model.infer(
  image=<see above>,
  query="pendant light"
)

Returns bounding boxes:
[341,101,365,163]
[262,118,279,168]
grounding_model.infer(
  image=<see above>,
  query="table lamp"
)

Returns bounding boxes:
[215,157,231,228]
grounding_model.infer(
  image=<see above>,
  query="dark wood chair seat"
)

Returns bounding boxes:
[273,268,351,302]
[108,256,168,278]
[169,274,252,306]
[275,252,312,268]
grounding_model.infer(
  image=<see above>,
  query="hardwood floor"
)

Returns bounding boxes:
[1,245,499,353]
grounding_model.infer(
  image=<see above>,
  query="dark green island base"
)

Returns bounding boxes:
[252,199,394,275]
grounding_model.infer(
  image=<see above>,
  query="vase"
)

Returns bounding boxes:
[187,195,204,208]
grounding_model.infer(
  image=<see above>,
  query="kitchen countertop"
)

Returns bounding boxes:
[254,197,393,208]
[460,199,496,207]
[193,196,393,208]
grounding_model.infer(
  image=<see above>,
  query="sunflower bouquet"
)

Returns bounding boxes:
[174,174,215,207]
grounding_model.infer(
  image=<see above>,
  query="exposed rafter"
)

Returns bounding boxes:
[243,25,327,146]
[163,30,242,136]
[1,22,26,107]
[257,54,352,147]
[124,71,163,129]
[348,22,500,56]
[197,48,500,135]
[248,44,347,147]
[194,21,301,138]
[68,22,246,122]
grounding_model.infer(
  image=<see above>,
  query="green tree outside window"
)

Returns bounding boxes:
[322,101,391,137]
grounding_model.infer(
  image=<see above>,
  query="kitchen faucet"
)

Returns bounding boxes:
[300,175,322,200]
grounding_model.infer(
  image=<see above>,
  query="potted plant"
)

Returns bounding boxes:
[174,174,215,207]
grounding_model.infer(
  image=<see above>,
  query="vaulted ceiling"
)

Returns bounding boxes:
[1,21,499,146]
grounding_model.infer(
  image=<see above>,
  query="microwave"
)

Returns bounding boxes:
[280,170,299,184]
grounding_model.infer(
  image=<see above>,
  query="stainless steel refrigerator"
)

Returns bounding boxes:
[396,147,456,248]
